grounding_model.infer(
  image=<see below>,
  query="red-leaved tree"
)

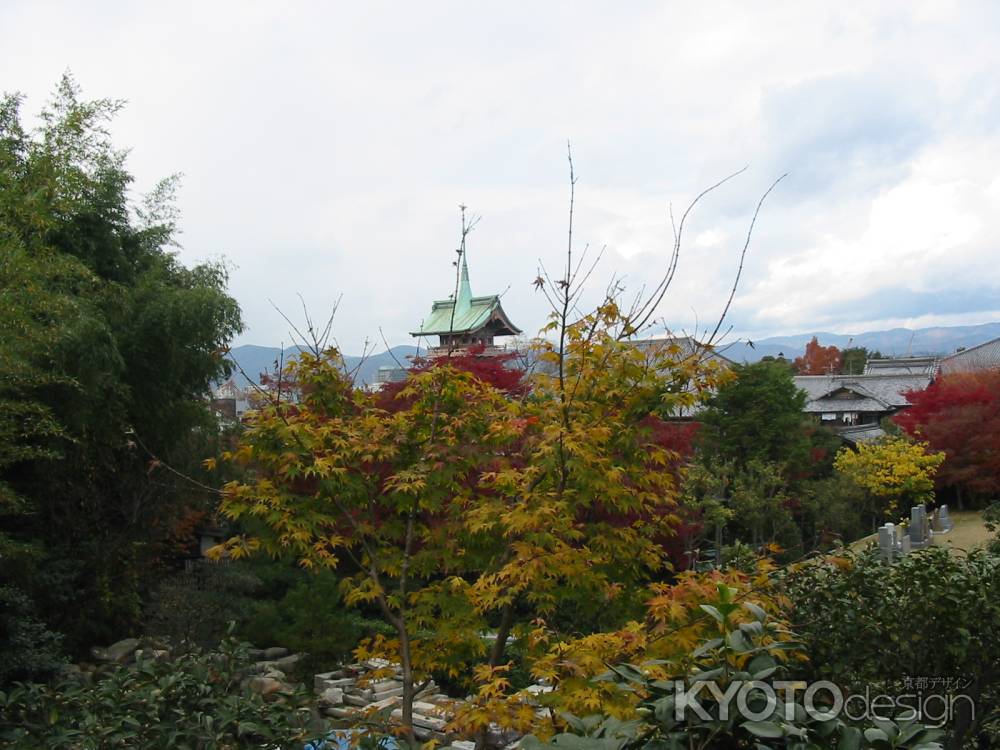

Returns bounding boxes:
[793,336,842,375]
[377,343,527,407]
[895,370,1000,504]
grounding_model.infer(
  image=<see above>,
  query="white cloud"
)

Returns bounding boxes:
[2,1,1000,350]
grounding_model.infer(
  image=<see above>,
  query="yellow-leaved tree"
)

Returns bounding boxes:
[212,160,784,739]
[833,435,944,523]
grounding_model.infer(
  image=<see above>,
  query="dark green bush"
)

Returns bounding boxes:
[0,586,65,685]
[0,636,316,749]
[784,546,1000,749]
[145,563,261,651]
[984,502,1000,555]
[239,568,393,673]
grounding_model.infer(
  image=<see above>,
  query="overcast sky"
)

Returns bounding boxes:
[4,1,1000,352]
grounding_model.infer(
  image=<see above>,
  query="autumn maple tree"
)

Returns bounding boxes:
[833,436,944,524]
[895,370,1000,506]
[214,303,725,738]
[792,336,842,375]
[211,159,782,739]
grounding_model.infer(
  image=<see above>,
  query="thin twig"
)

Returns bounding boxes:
[625,166,750,338]
[704,173,787,347]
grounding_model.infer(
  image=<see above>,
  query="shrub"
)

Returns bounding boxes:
[784,547,1000,749]
[0,636,316,749]
[984,502,1000,556]
[144,563,261,651]
[0,586,64,685]
[520,584,944,750]
[240,569,394,673]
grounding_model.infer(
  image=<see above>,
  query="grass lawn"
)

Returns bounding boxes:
[849,510,991,555]
[931,509,992,553]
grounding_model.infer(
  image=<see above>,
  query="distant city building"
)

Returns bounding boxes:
[376,364,409,385]
[211,378,251,421]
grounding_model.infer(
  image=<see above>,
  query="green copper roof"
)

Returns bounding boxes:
[410,252,521,337]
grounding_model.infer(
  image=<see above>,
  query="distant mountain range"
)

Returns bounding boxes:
[225,321,1000,386]
[713,321,1000,364]
[223,344,420,388]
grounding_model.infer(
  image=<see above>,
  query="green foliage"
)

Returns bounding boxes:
[719,540,762,571]
[522,585,943,750]
[0,74,242,660]
[679,458,804,562]
[0,587,65,684]
[984,502,1000,555]
[727,459,802,552]
[0,637,314,749]
[841,347,882,376]
[697,360,817,474]
[798,474,866,549]
[145,564,261,652]
[239,569,394,672]
[840,347,867,376]
[785,547,1000,748]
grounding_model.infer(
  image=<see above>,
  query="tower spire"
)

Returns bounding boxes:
[456,242,472,311]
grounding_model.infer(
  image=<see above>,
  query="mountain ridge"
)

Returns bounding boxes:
[714,321,1000,364]
[225,321,1000,386]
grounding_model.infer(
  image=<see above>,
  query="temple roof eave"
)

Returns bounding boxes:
[410,297,521,337]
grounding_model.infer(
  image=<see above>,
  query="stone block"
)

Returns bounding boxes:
[323,706,358,719]
[92,638,141,664]
[319,687,344,705]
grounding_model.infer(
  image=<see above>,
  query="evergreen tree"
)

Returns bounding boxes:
[0,76,242,662]
[697,359,813,471]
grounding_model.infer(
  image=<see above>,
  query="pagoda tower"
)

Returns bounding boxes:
[410,247,521,352]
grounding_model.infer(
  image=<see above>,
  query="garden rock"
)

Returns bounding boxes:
[249,675,291,700]
[91,637,140,664]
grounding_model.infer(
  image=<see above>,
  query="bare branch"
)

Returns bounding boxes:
[269,297,312,353]
[625,165,750,338]
[379,327,409,371]
[704,173,787,347]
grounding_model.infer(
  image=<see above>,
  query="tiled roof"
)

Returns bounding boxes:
[864,356,939,376]
[410,253,521,337]
[803,397,890,414]
[794,374,932,410]
[411,294,518,336]
[839,424,887,445]
[939,336,1000,373]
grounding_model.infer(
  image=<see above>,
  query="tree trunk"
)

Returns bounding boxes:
[488,603,516,667]
[397,622,415,740]
[474,603,517,750]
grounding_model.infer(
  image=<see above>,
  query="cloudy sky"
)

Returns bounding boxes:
[4,1,1000,352]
